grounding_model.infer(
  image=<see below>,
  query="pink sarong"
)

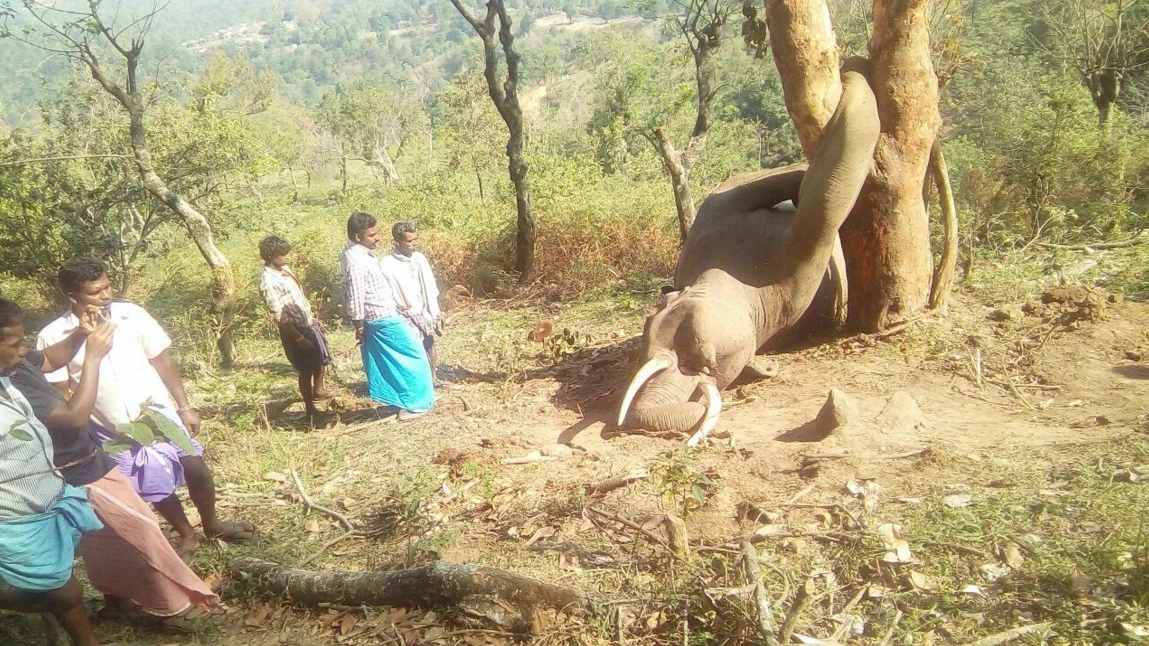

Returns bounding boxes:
[79,469,220,617]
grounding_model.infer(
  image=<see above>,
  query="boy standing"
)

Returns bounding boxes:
[258,236,331,427]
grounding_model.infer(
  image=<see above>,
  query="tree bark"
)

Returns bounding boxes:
[230,558,589,631]
[763,0,842,159]
[80,40,238,365]
[654,127,697,242]
[838,0,940,331]
[927,140,957,312]
[288,166,299,203]
[450,0,536,281]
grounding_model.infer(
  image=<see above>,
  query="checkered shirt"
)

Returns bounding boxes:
[341,242,398,323]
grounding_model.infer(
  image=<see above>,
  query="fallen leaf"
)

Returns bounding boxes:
[306,518,322,533]
[831,614,865,638]
[525,526,556,546]
[961,584,982,595]
[896,497,923,504]
[263,471,288,483]
[943,494,972,508]
[244,604,273,628]
[878,523,913,564]
[980,563,1011,582]
[338,613,357,635]
[905,571,935,591]
[1002,543,1026,569]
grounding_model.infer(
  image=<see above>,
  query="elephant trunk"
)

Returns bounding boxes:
[630,400,707,434]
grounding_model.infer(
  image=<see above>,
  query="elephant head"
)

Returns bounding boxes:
[617,64,880,445]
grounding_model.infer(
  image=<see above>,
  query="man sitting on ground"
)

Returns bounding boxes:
[0,305,105,646]
[4,298,221,630]
[258,235,331,428]
[36,256,254,555]
[380,220,444,387]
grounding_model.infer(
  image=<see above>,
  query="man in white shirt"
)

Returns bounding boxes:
[380,221,443,386]
[36,256,253,555]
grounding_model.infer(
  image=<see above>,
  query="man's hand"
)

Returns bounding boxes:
[178,408,201,437]
[434,319,444,335]
[355,325,365,346]
[74,306,105,336]
[84,321,116,362]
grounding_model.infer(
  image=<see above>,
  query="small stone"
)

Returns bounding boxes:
[1125,351,1143,362]
[1109,292,1125,304]
[987,309,1013,322]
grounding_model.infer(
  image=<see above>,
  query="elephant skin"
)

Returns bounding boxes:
[618,65,881,445]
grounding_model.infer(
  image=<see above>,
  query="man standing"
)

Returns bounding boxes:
[341,212,435,421]
[380,221,443,386]
[0,304,104,646]
[4,298,220,629]
[36,256,253,556]
[259,235,331,428]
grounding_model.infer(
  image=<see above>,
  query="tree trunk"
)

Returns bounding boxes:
[288,166,300,202]
[653,127,697,242]
[230,558,588,632]
[84,52,238,366]
[340,155,348,193]
[763,0,843,160]
[839,0,940,331]
[766,0,940,331]
[371,143,400,184]
[927,141,958,312]
[450,0,536,282]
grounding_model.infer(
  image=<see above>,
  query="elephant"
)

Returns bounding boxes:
[616,64,881,446]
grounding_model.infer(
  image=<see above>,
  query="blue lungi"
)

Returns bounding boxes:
[361,317,435,413]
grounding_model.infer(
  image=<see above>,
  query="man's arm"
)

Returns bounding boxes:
[37,312,100,373]
[150,350,199,436]
[343,256,368,344]
[40,323,115,433]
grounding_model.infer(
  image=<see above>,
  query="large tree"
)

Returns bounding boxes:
[764,0,942,331]
[1,0,241,364]
[448,0,536,281]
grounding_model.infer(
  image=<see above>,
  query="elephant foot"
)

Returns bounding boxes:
[741,357,780,381]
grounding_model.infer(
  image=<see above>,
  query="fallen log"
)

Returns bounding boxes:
[230,558,590,629]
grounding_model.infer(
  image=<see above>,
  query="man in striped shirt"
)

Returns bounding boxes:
[341,212,435,420]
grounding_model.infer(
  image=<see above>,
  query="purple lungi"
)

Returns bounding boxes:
[89,410,203,504]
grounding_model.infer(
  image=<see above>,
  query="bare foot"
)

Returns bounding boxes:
[397,409,426,422]
[204,519,255,543]
[175,533,199,560]
[314,389,332,400]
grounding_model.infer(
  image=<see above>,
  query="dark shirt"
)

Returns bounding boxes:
[10,350,116,487]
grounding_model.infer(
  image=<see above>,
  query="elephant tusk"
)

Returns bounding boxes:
[618,353,674,427]
[687,381,723,448]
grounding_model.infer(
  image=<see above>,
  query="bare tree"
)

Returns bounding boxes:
[1039,0,1149,127]
[448,0,536,281]
[764,0,942,332]
[655,0,740,242]
[1,0,239,364]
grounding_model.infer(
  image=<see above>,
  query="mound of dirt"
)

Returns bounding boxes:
[1019,285,1118,327]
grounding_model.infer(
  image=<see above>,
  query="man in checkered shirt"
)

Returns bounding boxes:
[341,212,435,420]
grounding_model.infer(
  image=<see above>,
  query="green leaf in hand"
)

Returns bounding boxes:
[7,423,34,442]
[101,438,136,454]
[141,408,195,454]
[117,420,157,446]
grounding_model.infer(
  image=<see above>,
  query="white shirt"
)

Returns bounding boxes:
[36,302,176,429]
[380,250,441,321]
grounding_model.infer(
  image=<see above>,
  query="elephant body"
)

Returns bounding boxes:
[619,64,880,442]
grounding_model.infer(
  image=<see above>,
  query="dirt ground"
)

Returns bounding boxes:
[3,280,1148,645]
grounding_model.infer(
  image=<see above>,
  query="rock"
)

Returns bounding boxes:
[1109,292,1125,304]
[1126,351,1143,362]
[876,391,928,433]
[987,309,1013,322]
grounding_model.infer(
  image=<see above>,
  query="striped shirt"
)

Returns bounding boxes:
[0,381,66,519]
[260,265,315,327]
[341,242,398,323]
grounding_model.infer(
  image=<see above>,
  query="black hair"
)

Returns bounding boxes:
[58,256,107,294]
[392,220,417,241]
[259,235,292,262]
[347,211,377,240]
[0,298,23,332]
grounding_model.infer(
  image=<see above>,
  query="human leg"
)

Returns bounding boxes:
[423,334,439,386]
[152,494,198,555]
[179,456,254,543]
[0,577,100,646]
[81,470,220,617]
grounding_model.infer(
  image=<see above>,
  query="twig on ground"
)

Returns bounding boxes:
[739,539,777,645]
[880,447,932,459]
[778,577,815,645]
[960,623,1051,646]
[1035,231,1145,251]
[298,529,361,568]
[501,454,559,465]
[841,315,928,345]
[584,469,649,496]
[830,587,868,640]
[879,608,904,646]
[585,507,686,562]
[779,503,863,530]
[785,483,817,504]
[291,469,354,532]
